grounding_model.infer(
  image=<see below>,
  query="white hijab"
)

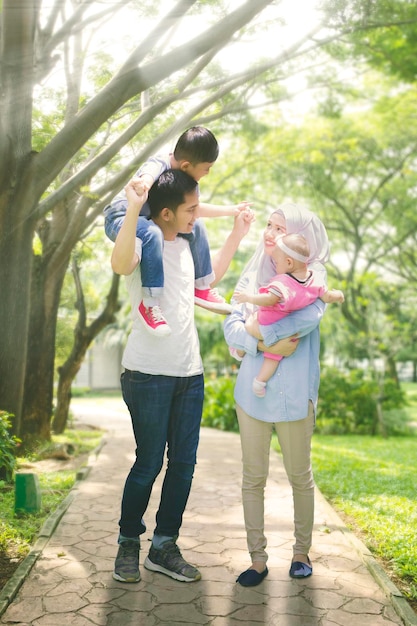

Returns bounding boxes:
[233,203,330,312]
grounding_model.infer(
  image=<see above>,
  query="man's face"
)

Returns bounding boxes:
[171,190,200,235]
[182,161,214,181]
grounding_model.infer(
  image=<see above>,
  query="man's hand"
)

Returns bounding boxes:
[125,178,148,213]
[232,207,256,240]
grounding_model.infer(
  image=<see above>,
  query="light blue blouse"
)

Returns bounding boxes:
[223,301,325,423]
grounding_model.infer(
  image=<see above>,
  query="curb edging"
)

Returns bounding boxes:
[317,486,417,626]
[0,438,105,618]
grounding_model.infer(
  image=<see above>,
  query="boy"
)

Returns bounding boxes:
[104,127,250,336]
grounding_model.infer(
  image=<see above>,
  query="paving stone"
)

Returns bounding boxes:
[0,405,412,626]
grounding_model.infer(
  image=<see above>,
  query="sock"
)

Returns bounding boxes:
[152,534,175,549]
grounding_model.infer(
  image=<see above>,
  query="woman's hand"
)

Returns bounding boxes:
[258,335,299,357]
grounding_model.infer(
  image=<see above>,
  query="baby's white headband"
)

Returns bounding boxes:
[276,237,309,263]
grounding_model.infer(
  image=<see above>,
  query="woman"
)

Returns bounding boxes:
[224,202,330,587]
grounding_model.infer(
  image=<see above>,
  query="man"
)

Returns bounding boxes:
[110,169,253,583]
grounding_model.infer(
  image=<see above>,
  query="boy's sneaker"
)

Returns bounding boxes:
[144,541,201,583]
[113,540,140,583]
[138,301,172,336]
[194,288,232,315]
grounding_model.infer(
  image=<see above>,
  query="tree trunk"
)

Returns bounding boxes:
[0,219,32,434]
[52,269,121,434]
[53,363,76,436]
[21,255,67,446]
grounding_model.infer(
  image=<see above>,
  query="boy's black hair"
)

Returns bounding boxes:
[148,169,198,219]
[173,126,219,164]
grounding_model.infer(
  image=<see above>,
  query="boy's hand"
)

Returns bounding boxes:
[233,201,252,215]
[138,173,154,191]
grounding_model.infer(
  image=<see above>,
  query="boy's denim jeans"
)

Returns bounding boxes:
[118,369,204,539]
[104,200,213,295]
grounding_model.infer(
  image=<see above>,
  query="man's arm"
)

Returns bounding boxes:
[111,180,147,276]
[210,209,255,285]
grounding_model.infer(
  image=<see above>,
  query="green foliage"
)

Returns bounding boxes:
[310,433,417,602]
[317,367,408,435]
[325,0,417,84]
[0,412,21,483]
[0,429,103,566]
[202,375,238,432]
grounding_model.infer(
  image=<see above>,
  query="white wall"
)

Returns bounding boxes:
[75,342,123,389]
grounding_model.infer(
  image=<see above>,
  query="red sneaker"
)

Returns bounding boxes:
[138,301,172,336]
[194,288,232,315]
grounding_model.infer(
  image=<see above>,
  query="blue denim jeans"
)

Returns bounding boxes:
[104,200,213,296]
[119,369,204,539]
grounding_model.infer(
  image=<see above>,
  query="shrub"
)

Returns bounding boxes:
[317,367,409,435]
[202,375,238,432]
[0,411,20,483]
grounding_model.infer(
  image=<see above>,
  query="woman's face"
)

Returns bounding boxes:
[263,212,286,255]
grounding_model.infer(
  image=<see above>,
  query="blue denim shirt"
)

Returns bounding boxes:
[223,300,325,423]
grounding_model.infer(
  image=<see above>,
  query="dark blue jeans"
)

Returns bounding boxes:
[119,369,204,539]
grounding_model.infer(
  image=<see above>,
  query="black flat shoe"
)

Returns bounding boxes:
[289,557,312,579]
[236,566,268,587]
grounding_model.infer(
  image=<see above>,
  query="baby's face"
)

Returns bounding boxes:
[271,244,291,274]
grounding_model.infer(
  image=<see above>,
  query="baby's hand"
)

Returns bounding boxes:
[233,290,250,304]
[334,289,345,303]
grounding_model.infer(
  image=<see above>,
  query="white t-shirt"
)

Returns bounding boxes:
[122,237,203,377]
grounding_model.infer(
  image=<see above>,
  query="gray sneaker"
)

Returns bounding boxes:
[144,541,201,582]
[113,540,140,582]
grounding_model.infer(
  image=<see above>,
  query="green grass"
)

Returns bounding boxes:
[272,432,417,601]
[0,429,103,562]
[271,381,417,602]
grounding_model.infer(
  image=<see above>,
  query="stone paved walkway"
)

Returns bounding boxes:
[0,397,415,626]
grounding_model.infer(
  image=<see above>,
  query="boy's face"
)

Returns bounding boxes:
[181,161,215,181]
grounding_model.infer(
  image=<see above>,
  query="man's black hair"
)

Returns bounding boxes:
[173,126,219,164]
[148,169,198,219]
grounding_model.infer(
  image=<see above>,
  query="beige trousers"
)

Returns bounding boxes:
[236,402,315,563]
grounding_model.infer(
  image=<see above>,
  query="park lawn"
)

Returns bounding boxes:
[0,428,103,591]
[310,434,417,603]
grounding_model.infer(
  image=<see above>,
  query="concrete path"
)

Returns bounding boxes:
[0,397,415,626]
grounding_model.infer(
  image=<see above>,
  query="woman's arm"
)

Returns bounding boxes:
[223,307,260,357]
[260,300,325,347]
[224,308,301,358]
